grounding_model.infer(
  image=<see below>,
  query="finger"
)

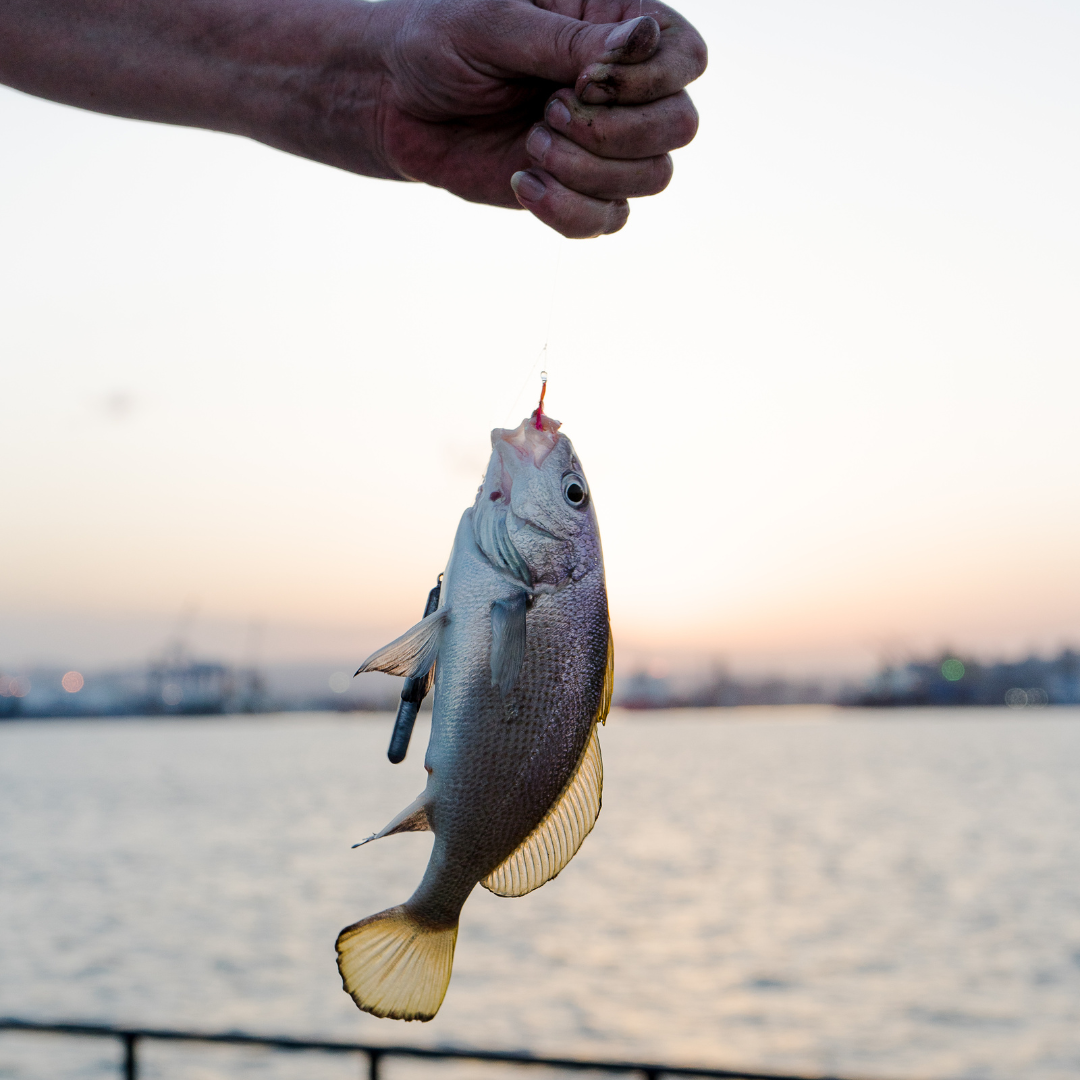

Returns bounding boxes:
[510,168,628,239]
[597,15,662,63]
[466,8,660,86]
[525,124,671,200]
[574,19,707,105]
[544,88,699,159]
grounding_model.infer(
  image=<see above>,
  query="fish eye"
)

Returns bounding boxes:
[562,473,588,508]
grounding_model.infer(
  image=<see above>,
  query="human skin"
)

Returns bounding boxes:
[0,0,706,238]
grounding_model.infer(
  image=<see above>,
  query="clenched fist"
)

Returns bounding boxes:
[0,0,706,237]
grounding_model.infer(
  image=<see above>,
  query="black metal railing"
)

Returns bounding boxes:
[0,1018,865,1080]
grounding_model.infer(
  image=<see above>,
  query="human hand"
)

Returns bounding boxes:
[0,0,704,238]
[361,0,707,238]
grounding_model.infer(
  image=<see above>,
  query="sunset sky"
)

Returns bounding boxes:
[2,0,1079,677]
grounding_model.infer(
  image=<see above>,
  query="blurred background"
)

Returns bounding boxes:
[3,0,1079,699]
[3,1,1080,1078]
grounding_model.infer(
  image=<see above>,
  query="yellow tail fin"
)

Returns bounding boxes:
[336,905,457,1021]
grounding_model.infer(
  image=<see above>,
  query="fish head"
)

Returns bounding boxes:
[473,410,602,587]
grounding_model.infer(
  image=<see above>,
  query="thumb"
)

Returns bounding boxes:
[471,7,661,86]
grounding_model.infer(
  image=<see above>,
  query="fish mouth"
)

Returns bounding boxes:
[492,410,562,469]
[474,411,570,573]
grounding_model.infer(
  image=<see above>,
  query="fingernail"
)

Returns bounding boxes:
[578,79,616,105]
[576,65,616,104]
[603,15,660,62]
[604,15,645,53]
[525,126,552,162]
[545,99,572,130]
[511,170,546,203]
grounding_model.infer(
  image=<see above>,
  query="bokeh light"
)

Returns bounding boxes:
[61,671,84,693]
[161,682,184,706]
[7,676,31,698]
[941,659,966,681]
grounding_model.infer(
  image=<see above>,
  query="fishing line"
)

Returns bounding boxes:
[503,0,658,425]
[502,0,660,425]
[504,246,561,422]
[504,238,564,426]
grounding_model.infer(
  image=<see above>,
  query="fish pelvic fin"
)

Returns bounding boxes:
[481,721,603,898]
[336,906,457,1022]
[355,793,431,847]
[355,608,451,679]
[490,592,527,696]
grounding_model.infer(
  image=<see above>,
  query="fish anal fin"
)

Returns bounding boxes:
[336,905,457,1021]
[356,793,431,847]
[490,593,527,696]
[481,722,603,898]
[356,609,450,679]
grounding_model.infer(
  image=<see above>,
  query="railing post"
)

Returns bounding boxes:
[642,1070,661,1080]
[367,1049,383,1080]
[122,1033,139,1080]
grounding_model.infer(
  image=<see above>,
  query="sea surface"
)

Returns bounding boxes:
[2,709,1080,1080]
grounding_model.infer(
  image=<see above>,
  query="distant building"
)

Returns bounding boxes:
[616,664,830,709]
[0,657,257,717]
[852,649,1080,707]
[0,655,395,718]
[146,659,235,714]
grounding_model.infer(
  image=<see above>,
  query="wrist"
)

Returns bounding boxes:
[236,0,404,181]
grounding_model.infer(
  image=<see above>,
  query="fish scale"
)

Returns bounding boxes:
[336,406,611,1021]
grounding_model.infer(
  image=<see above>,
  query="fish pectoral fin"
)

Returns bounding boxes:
[356,793,432,847]
[421,658,437,699]
[481,722,603,898]
[490,593,527,696]
[355,608,451,679]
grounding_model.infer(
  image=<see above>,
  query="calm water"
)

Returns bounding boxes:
[2,709,1080,1080]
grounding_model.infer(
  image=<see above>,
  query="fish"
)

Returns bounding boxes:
[336,400,612,1022]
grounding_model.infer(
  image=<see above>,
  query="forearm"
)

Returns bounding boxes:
[0,0,400,178]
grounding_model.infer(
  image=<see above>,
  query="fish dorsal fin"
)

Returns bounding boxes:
[354,792,431,847]
[481,722,603,897]
[598,628,614,726]
[490,593,527,696]
[356,609,450,679]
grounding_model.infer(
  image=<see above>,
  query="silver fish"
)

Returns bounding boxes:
[336,407,612,1021]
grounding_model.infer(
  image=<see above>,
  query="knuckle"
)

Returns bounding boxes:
[620,156,672,199]
[562,22,600,69]
[671,97,700,148]
[557,196,621,240]
[554,212,600,239]
[603,201,630,235]
[690,36,709,78]
[650,154,674,194]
